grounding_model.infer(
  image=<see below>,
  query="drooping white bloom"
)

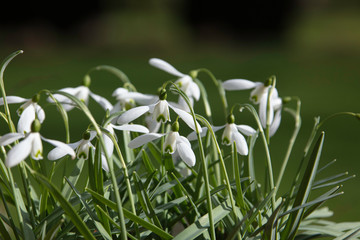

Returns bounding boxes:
[187,116,256,156]
[111,87,157,113]
[259,90,282,137]
[48,123,149,172]
[222,78,282,136]
[128,122,196,167]
[117,89,202,133]
[0,95,45,134]
[149,58,200,111]
[49,77,112,112]
[0,120,75,168]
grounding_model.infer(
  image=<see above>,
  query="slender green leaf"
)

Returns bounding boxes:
[173,198,234,240]
[28,169,96,240]
[86,188,173,240]
[281,132,325,240]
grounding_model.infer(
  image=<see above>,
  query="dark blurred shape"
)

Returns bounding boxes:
[1,0,101,32]
[182,0,298,43]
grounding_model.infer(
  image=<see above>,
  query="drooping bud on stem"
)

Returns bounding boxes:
[227,114,235,124]
[82,75,91,87]
[32,93,41,103]
[171,120,179,132]
[264,75,276,87]
[159,88,167,100]
[82,131,91,140]
[31,119,41,132]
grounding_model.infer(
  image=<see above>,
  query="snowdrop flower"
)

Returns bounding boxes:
[0,94,45,134]
[222,78,275,104]
[0,119,75,168]
[259,91,282,137]
[49,76,112,111]
[111,87,157,113]
[188,114,256,155]
[149,58,200,111]
[222,77,282,136]
[48,123,149,172]
[117,88,202,133]
[128,121,196,167]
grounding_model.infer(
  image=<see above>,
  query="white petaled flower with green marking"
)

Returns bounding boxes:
[187,114,256,156]
[117,88,202,133]
[128,121,196,167]
[111,87,157,113]
[0,94,45,134]
[222,77,282,136]
[222,78,275,104]
[49,75,112,112]
[0,119,75,168]
[149,58,200,111]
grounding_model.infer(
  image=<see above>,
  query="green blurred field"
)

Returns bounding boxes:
[1,3,359,223]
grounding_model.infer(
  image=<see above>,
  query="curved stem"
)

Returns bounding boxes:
[192,68,228,119]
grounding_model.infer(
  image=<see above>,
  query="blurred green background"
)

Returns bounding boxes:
[1,0,359,222]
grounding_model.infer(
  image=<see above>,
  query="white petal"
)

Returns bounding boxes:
[117,105,150,125]
[128,133,164,149]
[35,105,45,123]
[269,109,282,137]
[126,92,158,105]
[47,147,69,160]
[101,155,109,172]
[111,123,149,133]
[42,136,76,160]
[176,141,196,167]
[17,104,35,134]
[145,115,161,133]
[232,131,248,156]
[0,133,25,146]
[168,104,202,132]
[112,87,129,98]
[164,132,178,154]
[222,79,258,91]
[188,80,201,101]
[153,100,170,122]
[259,93,274,128]
[149,58,185,78]
[102,126,114,158]
[75,86,90,105]
[236,125,256,136]
[89,91,113,111]
[30,133,43,160]
[222,124,233,146]
[5,135,33,167]
[187,127,208,141]
[0,96,28,105]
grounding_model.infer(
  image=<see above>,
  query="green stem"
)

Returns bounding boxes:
[0,50,23,133]
[192,68,229,119]
[242,104,276,210]
[170,84,216,240]
[275,98,301,192]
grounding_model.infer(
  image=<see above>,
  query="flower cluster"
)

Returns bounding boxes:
[0,58,284,170]
[1,51,359,240]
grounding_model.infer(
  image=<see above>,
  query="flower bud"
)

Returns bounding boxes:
[31,119,41,132]
[171,120,179,132]
[264,75,276,87]
[282,96,292,104]
[159,88,167,100]
[227,114,235,124]
[82,131,91,140]
[32,93,41,103]
[190,70,198,79]
[82,75,91,87]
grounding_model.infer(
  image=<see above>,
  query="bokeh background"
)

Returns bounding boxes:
[1,0,359,222]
